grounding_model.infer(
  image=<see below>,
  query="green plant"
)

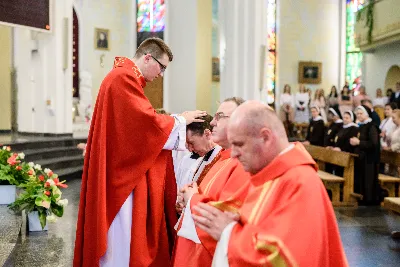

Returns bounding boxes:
[356,1,375,44]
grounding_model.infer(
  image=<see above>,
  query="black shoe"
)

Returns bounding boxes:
[391,231,400,239]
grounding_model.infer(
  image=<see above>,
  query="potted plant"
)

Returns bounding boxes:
[0,146,30,204]
[9,168,68,231]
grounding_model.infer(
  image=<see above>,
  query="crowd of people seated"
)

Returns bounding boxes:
[280,81,400,206]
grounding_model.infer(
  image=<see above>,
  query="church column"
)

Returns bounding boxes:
[164,0,212,114]
[219,0,267,102]
[13,0,73,134]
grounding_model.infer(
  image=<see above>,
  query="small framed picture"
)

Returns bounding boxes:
[95,28,109,50]
[298,61,322,84]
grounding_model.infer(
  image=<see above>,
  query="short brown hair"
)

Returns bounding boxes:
[135,38,173,61]
[223,97,245,106]
[187,115,214,135]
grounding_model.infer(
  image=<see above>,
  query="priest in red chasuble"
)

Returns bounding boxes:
[73,38,206,267]
[172,97,253,267]
[193,101,349,267]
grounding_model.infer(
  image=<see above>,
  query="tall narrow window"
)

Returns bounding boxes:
[267,0,276,106]
[345,0,365,91]
[137,0,165,46]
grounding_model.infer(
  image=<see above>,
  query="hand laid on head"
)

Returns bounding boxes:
[350,137,360,146]
[192,203,240,241]
[180,110,207,125]
[180,182,199,205]
[302,141,310,146]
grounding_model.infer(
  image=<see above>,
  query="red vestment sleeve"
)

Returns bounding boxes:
[73,58,175,267]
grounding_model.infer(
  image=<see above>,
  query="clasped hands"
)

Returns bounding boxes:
[176,182,240,241]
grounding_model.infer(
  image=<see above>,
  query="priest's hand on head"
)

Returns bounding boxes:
[180,110,207,125]
[180,182,199,205]
[192,203,240,241]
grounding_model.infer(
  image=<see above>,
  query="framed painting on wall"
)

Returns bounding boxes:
[298,61,322,84]
[95,28,109,50]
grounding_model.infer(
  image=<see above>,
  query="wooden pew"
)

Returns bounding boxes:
[304,144,360,206]
[379,150,400,197]
[384,197,400,214]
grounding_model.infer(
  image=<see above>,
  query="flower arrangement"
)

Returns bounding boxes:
[0,146,68,229]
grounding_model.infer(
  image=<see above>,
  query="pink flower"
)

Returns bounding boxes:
[38,175,45,181]
[41,200,50,209]
[27,169,34,176]
[48,171,54,177]
[15,166,22,171]
[45,182,51,188]
[7,154,19,166]
[44,191,51,196]
[53,177,68,188]
[6,146,11,151]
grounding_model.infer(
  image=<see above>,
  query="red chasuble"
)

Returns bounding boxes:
[225,143,348,267]
[73,57,177,267]
[172,149,252,267]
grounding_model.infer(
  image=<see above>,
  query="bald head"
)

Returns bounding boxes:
[228,101,289,174]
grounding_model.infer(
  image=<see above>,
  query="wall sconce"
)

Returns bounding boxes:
[100,54,105,68]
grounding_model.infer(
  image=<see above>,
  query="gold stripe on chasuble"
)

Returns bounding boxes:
[254,235,298,267]
[203,158,233,194]
[248,178,280,225]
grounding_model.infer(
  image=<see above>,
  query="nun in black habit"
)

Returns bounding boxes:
[332,111,359,153]
[324,107,344,147]
[350,105,381,205]
[303,105,326,146]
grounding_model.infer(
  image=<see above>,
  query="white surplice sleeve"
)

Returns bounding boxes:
[163,115,187,150]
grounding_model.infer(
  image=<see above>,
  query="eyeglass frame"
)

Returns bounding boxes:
[145,53,166,73]
[214,112,230,121]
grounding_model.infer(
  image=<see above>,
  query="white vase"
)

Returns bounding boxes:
[27,211,48,232]
[0,185,16,204]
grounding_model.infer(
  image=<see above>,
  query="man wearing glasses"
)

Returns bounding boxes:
[74,37,206,267]
[172,97,252,267]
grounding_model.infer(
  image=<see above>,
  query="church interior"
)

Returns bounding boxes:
[1,0,400,266]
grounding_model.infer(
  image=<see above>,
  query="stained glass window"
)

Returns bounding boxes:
[137,0,165,46]
[266,0,276,105]
[345,0,365,91]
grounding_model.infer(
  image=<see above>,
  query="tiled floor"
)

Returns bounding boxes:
[6,179,400,266]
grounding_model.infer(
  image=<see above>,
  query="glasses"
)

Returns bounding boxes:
[214,112,230,121]
[145,53,166,73]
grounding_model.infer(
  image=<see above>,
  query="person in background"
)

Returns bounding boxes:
[327,85,339,109]
[350,105,381,205]
[353,85,371,108]
[380,102,398,148]
[330,111,359,154]
[303,106,326,147]
[373,88,388,120]
[312,89,327,123]
[339,86,353,117]
[279,84,295,123]
[294,84,310,123]
[390,82,400,108]
[388,109,400,153]
[325,107,344,147]
[362,99,381,128]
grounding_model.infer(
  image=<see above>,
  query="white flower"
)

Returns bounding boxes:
[40,200,50,209]
[18,152,25,159]
[57,199,68,207]
[34,164,42,170]
[46,179,55,186]
[44,168,51,175]
[47,214,57,223]
[28,162,35,168]
[2,146,6,150]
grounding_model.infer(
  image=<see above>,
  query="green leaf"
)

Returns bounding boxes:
[38,210,47,229]
[51,204,64,217]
